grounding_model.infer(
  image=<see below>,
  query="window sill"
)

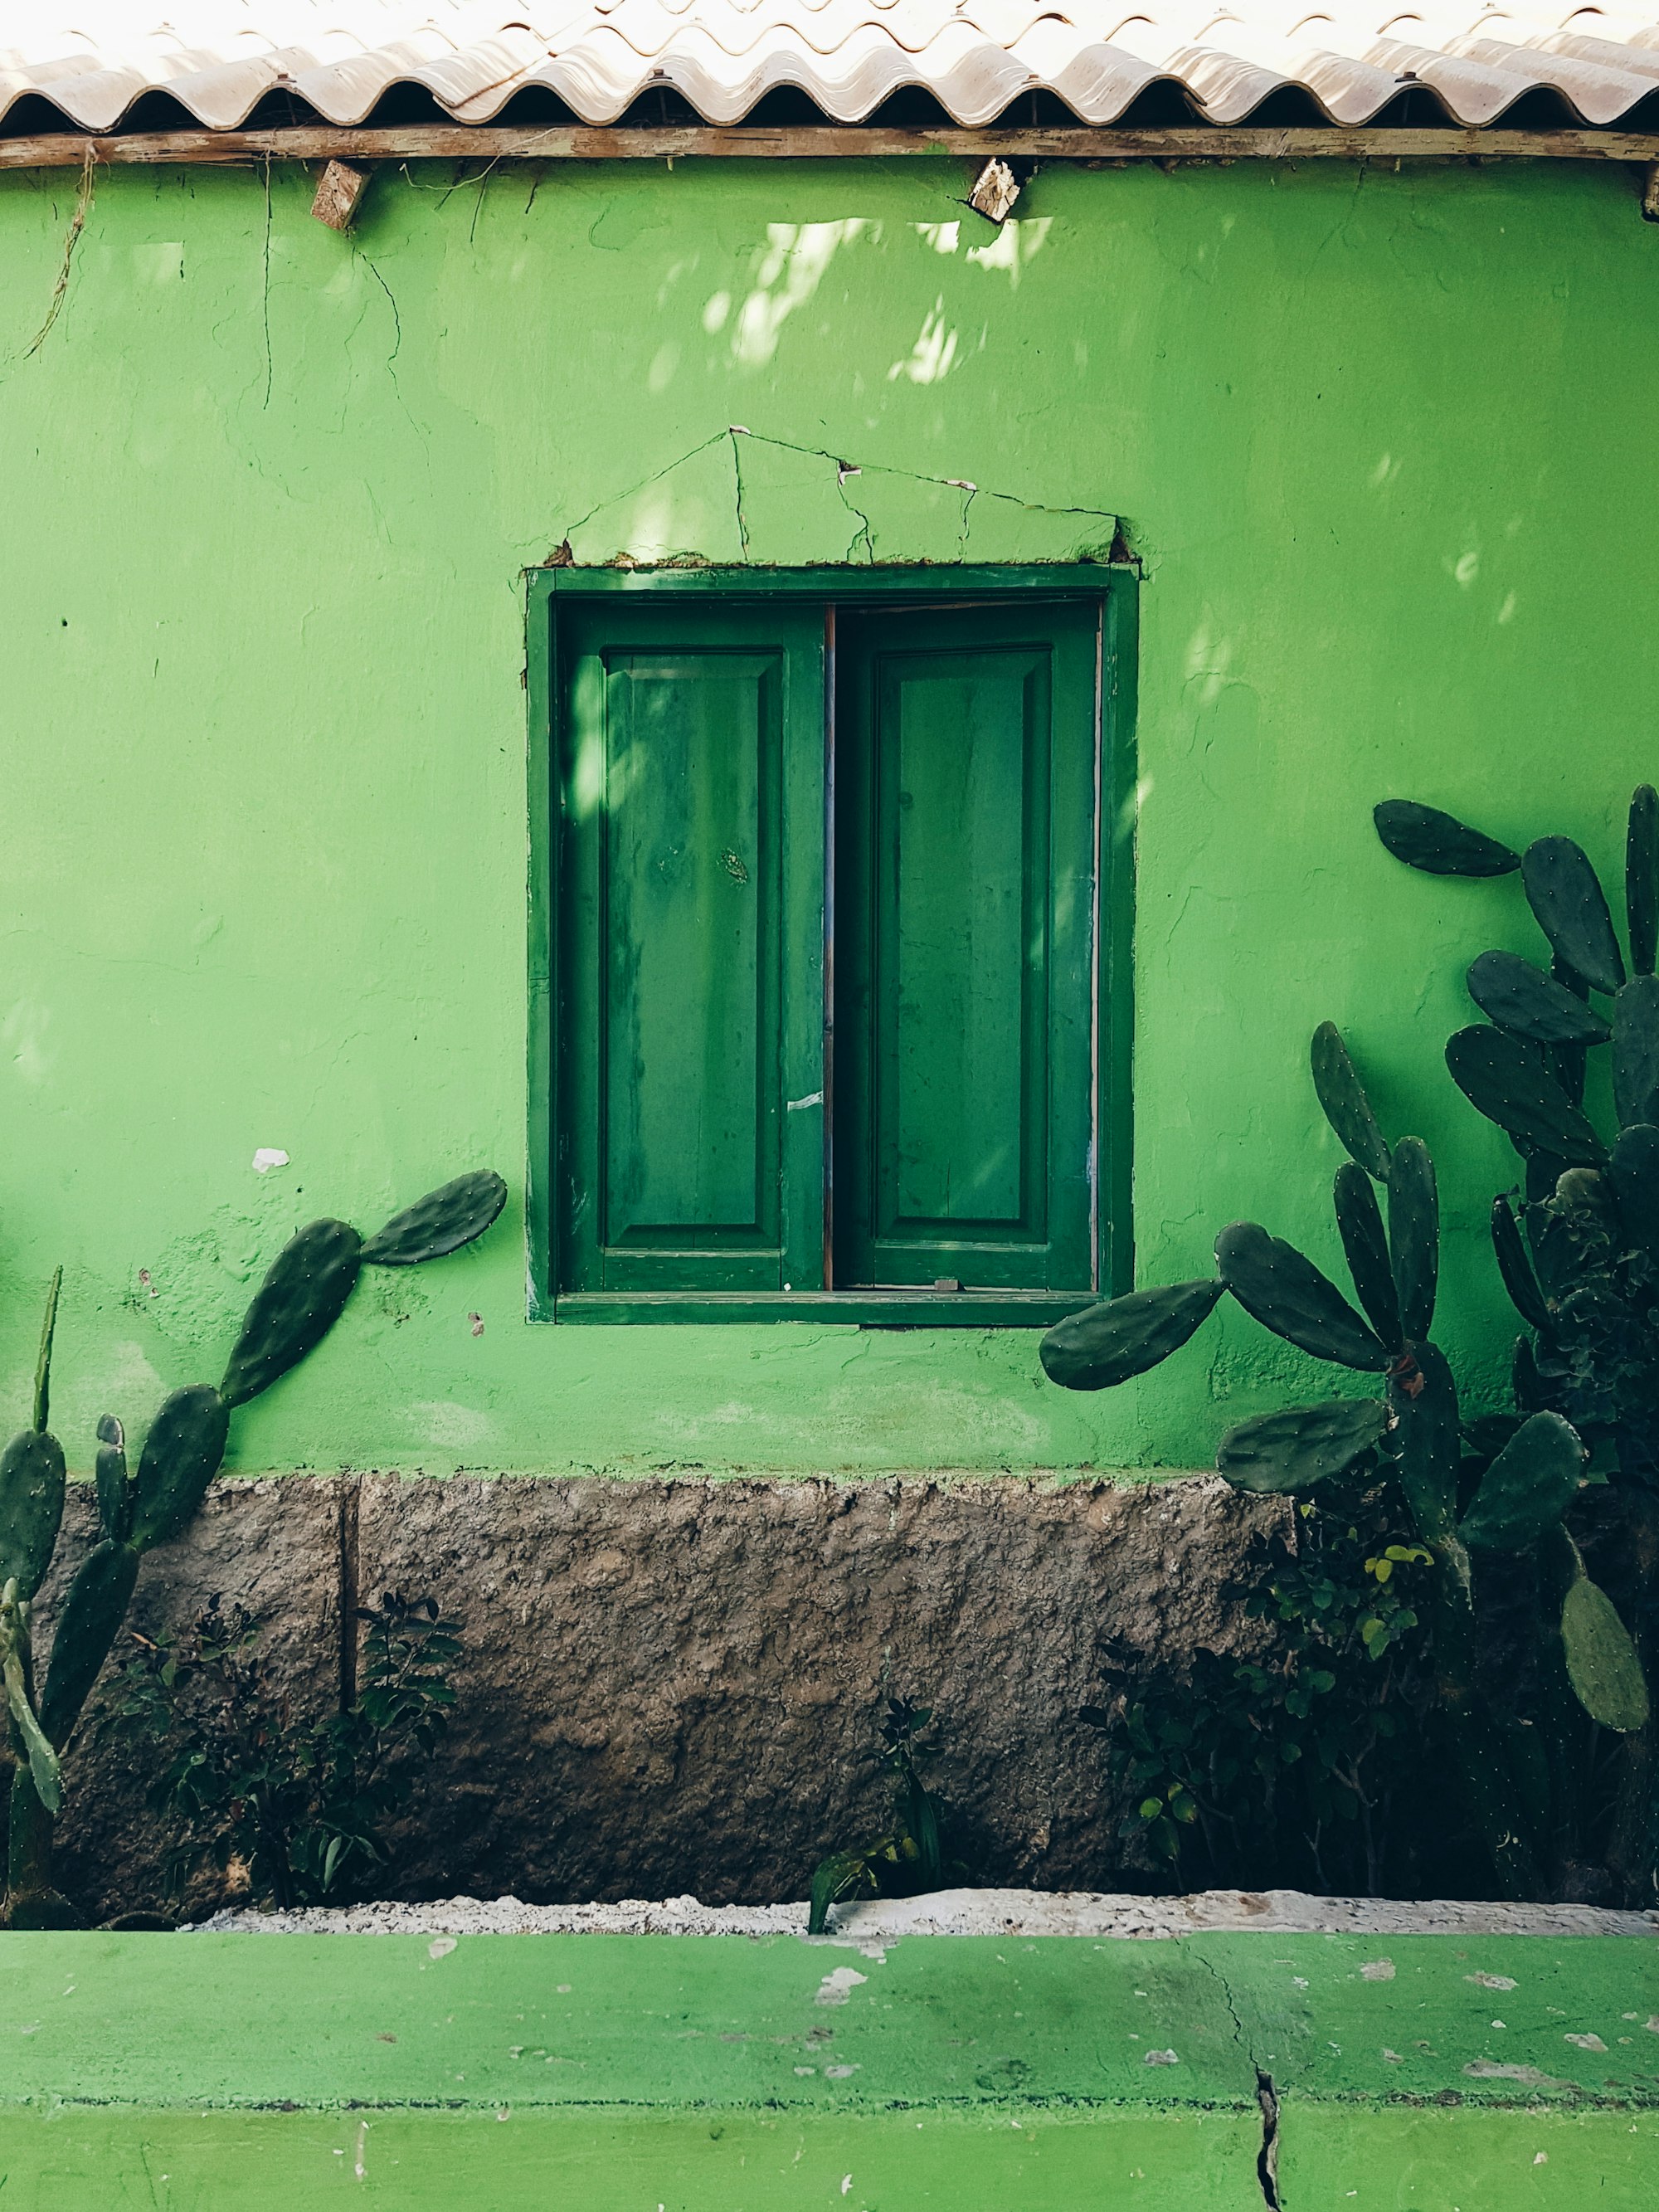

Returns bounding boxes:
[544,1290,1097,1328]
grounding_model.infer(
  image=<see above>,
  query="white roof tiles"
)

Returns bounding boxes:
[2,1,1658,130]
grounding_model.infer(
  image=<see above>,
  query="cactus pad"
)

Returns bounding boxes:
[1628,785,1658,978]
[1216,1222,1390,1371]
[31,1268,60,1438]
[1386,1138,1438,1342]
[1490,1195,1551,1330]
[1309,1021,1390,1180]
[1332,1162,1401,1350]
[1039,1279,1224,1391]
[1458,1411,1584,1551]
[38,1537,140,1748]
[128,1385,230,1552]
[0,1585,61,1817]
[93,1415,130,1546]
[1608,1123,1659,1250]
[1561,1574,1650,1734]
[0,1430,66,1604]
[1373,800,1520,878]
[1521,836,1625,994]
[1613,975,1659,1129]
[220,1220,363,1410]
[1387,1341,1459,1542]
[1216,1396,1389,1493]
[1465,952,1609,1046]
[360,1169,508,1266]
[1444,1026,1607,1167]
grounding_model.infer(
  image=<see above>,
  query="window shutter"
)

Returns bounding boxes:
[833,600,1099,1291]
[554,602,825,1293]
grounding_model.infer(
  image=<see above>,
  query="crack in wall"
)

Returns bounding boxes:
[1255,2068,1282,2210]
[26,144,95,358]
[728,426,752,558]
[338,1474,362,1714]
[548,423,1128,568]
[260,155,273,411]
[1191,1946,1281,2210]
[834,461,875,564]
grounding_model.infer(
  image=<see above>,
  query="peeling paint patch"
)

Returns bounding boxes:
[251,1147,289,1175]
[1463,2060,1572,2088]
[815,1966,867,2006]
[1360,1959,1394,1981]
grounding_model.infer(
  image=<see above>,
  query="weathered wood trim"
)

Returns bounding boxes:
[2,124,1658,169]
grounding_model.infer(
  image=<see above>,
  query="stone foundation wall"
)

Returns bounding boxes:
[34,1474,1285,1923]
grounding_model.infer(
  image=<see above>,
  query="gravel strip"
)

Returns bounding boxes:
[188,1886,1659,1939]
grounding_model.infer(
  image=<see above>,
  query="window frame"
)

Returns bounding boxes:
[526,564,1137,1327]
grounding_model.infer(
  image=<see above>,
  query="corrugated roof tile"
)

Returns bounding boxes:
[3,1,1659,130]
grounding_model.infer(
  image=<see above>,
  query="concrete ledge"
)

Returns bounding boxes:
[0,1932,1654,2206]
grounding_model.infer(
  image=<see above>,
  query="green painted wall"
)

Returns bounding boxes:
[0,156,1654,1476]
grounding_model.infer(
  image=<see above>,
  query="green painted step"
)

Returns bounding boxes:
[0,1930,1653,2207]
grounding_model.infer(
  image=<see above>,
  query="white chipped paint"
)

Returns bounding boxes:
[251,1147,289,1174]
[1466,1972,1517,1991]
[428,1935,457,1960]
[1360,1959,1394,1981]
[1564,2032,1608,2052]
[1143,2049,1180,2066]
[815,1966,867,2006]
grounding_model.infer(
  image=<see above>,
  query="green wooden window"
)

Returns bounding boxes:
[528,570,1133,1325]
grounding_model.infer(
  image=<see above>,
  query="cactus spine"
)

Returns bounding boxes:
[1,1172,507,1927]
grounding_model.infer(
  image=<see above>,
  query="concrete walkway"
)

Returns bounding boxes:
[0,1927,1655,2205]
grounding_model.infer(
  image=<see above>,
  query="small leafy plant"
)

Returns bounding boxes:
[1092,1479,1434,1894]
[806,1697,967,1934]
[104,1591,461,1912]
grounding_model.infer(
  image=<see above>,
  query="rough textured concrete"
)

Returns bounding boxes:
[357,1472,1283,1906]
[38,1479,346,1923]
[27,1472,1282,1922]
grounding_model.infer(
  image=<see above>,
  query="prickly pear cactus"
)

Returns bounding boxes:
[1039,1012,1644,1903]
[219,1220,364,1410]
[3,1170,507,1927]
[94,1415,131,1545]
[1445,1026,1606,1165]
[0,1579,61,1815]
[0,1274,66,1602]
[1373,801,1520,879]
[1216,1398,1389,1493]
[36,1537,140,1748]
[1522,836,1625,994]
[1215,1221,1390,1372]
[1038,1279,1223,1391]
[127,1385,231,1551]
[360,1169,508,1266]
